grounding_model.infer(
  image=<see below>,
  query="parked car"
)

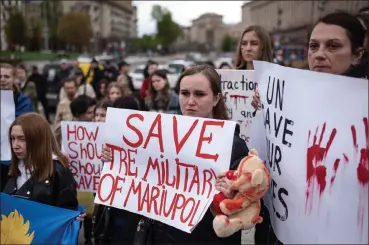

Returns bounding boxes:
[129,64,179,90]
[165,60,195,73]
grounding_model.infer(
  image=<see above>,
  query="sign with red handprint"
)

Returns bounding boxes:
[252,60,368,244]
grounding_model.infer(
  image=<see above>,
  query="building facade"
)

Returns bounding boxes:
[242,0,369,48]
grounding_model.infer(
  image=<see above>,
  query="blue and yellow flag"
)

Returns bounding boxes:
[0,193,81,244]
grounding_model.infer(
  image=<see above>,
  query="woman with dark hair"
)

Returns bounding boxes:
[102,65,249,245]
[140,60,158,99]
[145,69,180,114]
[219,62,232,69]
[251,11,368,245]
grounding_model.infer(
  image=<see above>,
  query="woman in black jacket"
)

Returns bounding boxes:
[102,65,249,245]
[3,112,79,211]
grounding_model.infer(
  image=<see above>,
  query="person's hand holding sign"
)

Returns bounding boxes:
[251,88,261,111]
[102,145,112,162]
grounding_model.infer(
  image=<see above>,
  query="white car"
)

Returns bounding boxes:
[165,60,195,73]
[129,64,180,90]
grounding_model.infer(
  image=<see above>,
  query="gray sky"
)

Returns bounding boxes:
[134,1,245,37]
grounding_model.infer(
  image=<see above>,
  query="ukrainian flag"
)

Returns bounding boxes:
[0,193,81,244]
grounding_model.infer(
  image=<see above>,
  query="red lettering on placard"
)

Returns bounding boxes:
[123,114,144,148]
[173,116,199,154]
[121,178,204,227]
[195,120,224,162]
[143,114,164,152]
[68,141,78,159]
[142,157,161,185]
[97,173,115,202]
[67,124,99,141]
[105,143,138,177]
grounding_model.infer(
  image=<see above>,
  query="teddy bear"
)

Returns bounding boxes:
[212,149,270,238]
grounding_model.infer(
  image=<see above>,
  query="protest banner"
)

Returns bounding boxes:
[0,91,15,165]
[61,121,104,192]
[253,60,368,244]
[0,193,81,244]
[217,70,257,143]
[95,109,236,233]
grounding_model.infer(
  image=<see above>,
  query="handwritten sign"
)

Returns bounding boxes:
[61,121,104,192]
[95,108,236,233]
[1,91,15,164]
[253,61,369,244]
[217,70,256,143]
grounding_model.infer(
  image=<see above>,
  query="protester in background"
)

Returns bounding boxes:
[103,60,118,82]
[96,78,108,101]
[28,65,49,121]
[3,113,79,211]
[94,99,112,123]
[234,25,273,70]
[219,62,232,69]
[15,64,38,112]
[205,60,216,68]
[117,73,133,96]
[56,59,71,87]
[106,82,126,103]
[233,24,276,245]
[102,65,248,245]
[88,59,105,94]
[145,69,180,114]
[54,77,79,126]
[59,73,96,101]
[139,60,158,99]
[0,63,33,191]
[118,61,134,92]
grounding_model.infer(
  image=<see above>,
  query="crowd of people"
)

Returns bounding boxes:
[0,8,368,245]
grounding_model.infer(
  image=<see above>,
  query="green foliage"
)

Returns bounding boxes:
[134,35,159,51]
[221,35,237,52]
[5,9,28,48]
[57,12,93,51]
[150,5,182,49]
[41,0,63,49]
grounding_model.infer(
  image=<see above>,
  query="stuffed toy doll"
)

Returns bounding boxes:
[212,149,270,238]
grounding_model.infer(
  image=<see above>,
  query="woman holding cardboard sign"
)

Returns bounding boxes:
[102,65,249,244]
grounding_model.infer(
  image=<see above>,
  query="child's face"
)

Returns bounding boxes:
[95,108,107,122]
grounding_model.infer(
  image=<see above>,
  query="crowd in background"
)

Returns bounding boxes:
[0,7,368,245]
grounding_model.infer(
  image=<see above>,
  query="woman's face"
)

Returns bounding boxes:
[148,64,158,75]
[240,31,261,62]
[11,125,27,160]
[179,73,220,118]
[308,23,362,75]
[151,74,167,92]
[16,68,27,82]
[100,83,106,95]
[95,108,106,122]
[109,87,121,102]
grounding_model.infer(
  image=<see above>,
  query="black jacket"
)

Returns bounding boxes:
[28,73,47,98]
[3,160,78,211]
[146,124,249,245]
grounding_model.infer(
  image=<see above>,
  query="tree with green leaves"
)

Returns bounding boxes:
[134,35,159,52]
[57,12,93,52]
[28,19,43,51]
[221,34,237,52]
[151,5,182,50]
[5,9,28,50]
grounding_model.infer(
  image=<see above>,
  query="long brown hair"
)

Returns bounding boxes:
[8,113,69,181]
[234,25,273,70]
[107,82,126,100]
[176,65,229,120]
[147,70,170,100]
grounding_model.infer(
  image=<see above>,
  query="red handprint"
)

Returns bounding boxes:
[305,122,338,213]
[351,117,369,237]
[351,117,369,185]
